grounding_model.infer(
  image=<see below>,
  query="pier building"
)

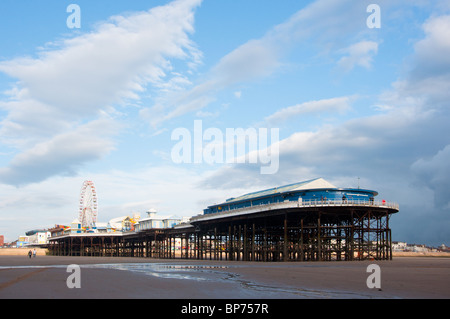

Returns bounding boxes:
[48,178,399,261]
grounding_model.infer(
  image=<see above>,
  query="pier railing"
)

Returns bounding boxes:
[191,199,399,222]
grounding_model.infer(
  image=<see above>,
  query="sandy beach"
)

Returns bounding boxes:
[1,254,449,301]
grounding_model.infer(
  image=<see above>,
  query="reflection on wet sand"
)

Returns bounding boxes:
[80,263,378,298]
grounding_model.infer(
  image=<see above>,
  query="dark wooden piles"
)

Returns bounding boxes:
[48,205,396,261]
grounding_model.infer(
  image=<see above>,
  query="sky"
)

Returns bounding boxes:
[0,0,449,246]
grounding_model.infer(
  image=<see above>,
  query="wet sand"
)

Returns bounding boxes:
[0,255,449,299]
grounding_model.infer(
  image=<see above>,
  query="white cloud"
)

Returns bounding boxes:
[141,38,281,128]
[265,96,352,125]
[337,41,378,72]
[197,12,450,245]
[412,144,450,209]
[141,0,373,128]
[412,15,450,76]
[405,15,450,107]
[0,95,73,149]
[0,118,118,186]
[0,0,201,114]
[0,0,202,186]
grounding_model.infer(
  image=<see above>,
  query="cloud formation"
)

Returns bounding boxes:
[412,145,450,209]
[198,13,450,246]
[1,0,450,247]
[0,0,202,186]
[265,97,352,125]
[337,41,378,71]
[141,0,373,128]
[0,118,117,186]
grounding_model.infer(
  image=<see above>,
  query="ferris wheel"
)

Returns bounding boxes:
[79,180,98,229]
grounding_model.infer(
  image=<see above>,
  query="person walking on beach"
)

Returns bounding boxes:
[33,248,37,258]
[28,250,32,258]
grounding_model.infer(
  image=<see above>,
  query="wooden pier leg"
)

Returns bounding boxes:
[251,223,255,261]
[228,226,232,261]
[284,214,288,262]
[237,225,241,261]
[300,219,304,261]
[243,224,248,261]
[317,213,322,261]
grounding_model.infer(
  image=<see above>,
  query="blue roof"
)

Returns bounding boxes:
[204,178,380,215]
[222,178,338,205]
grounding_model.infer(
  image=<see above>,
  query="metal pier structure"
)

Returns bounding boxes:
[48,178,399,261]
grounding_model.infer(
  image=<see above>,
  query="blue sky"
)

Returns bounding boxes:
[0,0,450,246]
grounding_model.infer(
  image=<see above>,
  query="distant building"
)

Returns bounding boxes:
[392,241,408,251]
[134,211,182,232]
[49,213,141,237]
[48,225,69,237]
[411,244,430,253]
[70,219,83,234]
[16,236,29,248]
[26,230,51,245]
[107,215,139,232]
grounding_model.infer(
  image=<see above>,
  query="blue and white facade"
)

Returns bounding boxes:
[203,178,383,215]
[134,211,183,232]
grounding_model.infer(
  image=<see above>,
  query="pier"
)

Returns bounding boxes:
[48,178,399,261]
